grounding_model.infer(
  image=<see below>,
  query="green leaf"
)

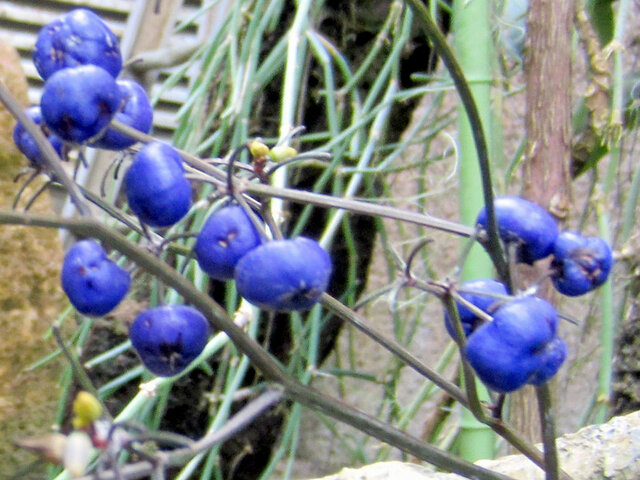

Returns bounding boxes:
[587,0,615,46]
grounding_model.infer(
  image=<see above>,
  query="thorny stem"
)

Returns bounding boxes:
[0,210,511,480]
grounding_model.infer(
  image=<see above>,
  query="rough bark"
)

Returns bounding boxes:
[510,0,575,444]
[522,0,573,215]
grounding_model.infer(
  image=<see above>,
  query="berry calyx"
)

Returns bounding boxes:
[129,305,210,377]
[476,196,559,264]
[550,231,613,296]
[61,239,130,316]
[194,205,263,280]
[124,142,192,227]
[234,237,332,311]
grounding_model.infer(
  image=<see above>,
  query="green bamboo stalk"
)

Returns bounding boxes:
[594,192,614,424]
[593,0,631,424]
[451,0,497,462]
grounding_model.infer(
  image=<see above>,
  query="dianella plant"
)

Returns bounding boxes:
[3,1,637,480]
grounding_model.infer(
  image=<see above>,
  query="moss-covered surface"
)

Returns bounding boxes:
[0,41,68,479]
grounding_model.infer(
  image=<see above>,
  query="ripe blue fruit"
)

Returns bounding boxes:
[194,205,263,280]
[443,279,509,339]
[526,336,568,386]
[124,142,192,227]
[41,65,122,143]
[13,106,65,169]
[90,80,153,150]
[465,296,566,392]
[476,196,559,264]
[33,8,122,80]
[61,239,130,316]
[234,237,332,311]
[550,231,613,296]
[129,305,210,377]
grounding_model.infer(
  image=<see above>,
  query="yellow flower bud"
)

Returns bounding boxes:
[72,391,102,428]
[249,140,270,158]
[268,145,297,162]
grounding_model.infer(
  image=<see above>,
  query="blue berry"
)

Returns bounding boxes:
[33,8,122,80]
[124,142,192,227]
[129,305,210,377]
[465,296,565,392]
[476,196,559,264]
[550,231,613,296]
[90,80,153,150]
[13,106,65,169]
[61,239,130,316]
[194,205,263,280]
[41,65,122,143]
[526,336,567,386]
[443,279,509,339]
[234,237,332,311]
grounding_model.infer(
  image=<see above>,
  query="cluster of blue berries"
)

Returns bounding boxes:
[16,9,153,154]
[444,196,613,393]
[194,205,332,312]
[14,8,332,378]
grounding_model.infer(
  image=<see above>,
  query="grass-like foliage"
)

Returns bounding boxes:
[3,1,639,480]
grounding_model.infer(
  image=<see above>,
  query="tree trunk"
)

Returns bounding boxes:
[510,0,574,444]
[522,0,573,212]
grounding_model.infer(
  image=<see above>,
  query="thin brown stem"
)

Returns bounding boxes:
[0,209,511,480]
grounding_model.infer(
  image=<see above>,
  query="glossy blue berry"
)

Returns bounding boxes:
[465,296,565,392]
[476,196,559,264]
[194,205,263,280]
[61,239,130,316]
[41,65,122,143]
[90,80,153,150]
[13,106,65,169]
[33,8,122,80]
[550,231,613,296]
[234,237,332,311]
[444,279,509,339]
[124,142,192,227]
[129,305,210,377]
[526,336,567,386]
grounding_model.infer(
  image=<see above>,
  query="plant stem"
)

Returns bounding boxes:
[402,0,509,283]
[109,120,476,237]
[0,209,511,480]
[536,384,560,480]
[0,81,91,216]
